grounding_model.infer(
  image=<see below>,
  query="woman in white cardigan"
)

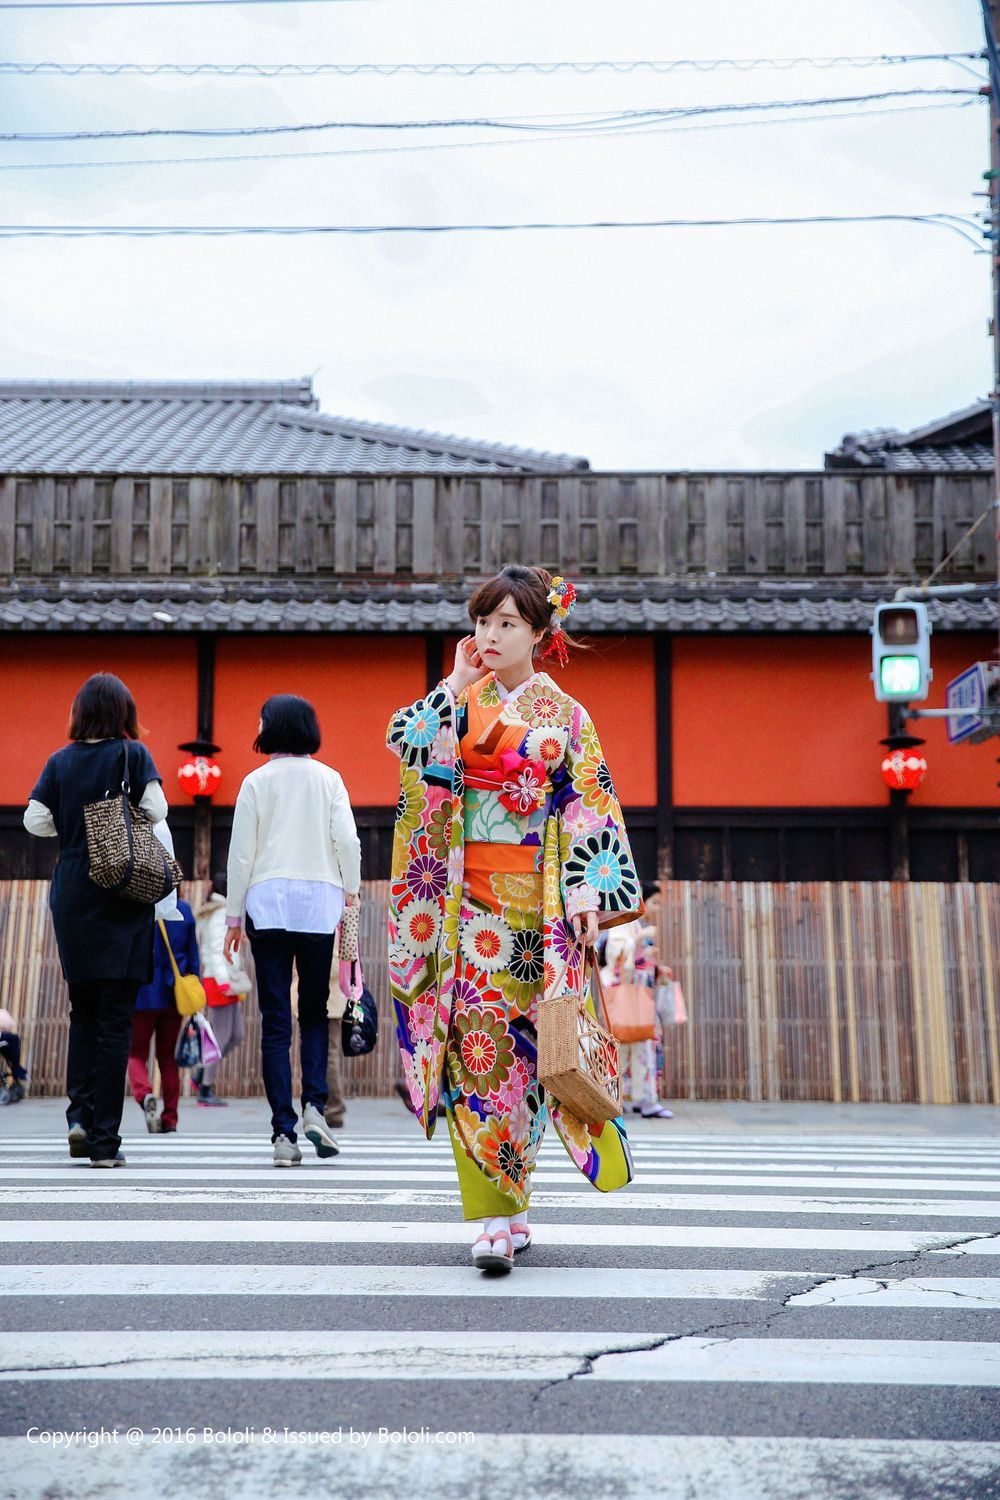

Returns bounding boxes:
[223,694,362,1167]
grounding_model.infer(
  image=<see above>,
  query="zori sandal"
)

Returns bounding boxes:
[510,1218,532,1253]
[472,1228,514,1274]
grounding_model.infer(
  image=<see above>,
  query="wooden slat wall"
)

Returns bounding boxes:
[3,473,993,581]
[3,879,998,1105]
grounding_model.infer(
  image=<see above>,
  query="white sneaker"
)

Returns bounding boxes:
[142,1093,160,1134]
[273,1135,302,1168]
[302,1103,340,1159]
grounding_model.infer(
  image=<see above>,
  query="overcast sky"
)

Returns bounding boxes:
[0,0,991,468]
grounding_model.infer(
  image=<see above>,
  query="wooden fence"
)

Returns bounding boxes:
[3,879,997,1106]
[2,471,993,582]
[0,881,398,1105]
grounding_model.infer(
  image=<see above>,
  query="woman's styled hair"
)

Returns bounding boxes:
[253,694,322,755]
[67,673,141,742]
[467,564,584,659]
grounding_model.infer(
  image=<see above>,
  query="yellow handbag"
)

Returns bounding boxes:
[157,919,207,1016]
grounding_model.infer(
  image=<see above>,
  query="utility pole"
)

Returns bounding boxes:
[983,3,1000,662]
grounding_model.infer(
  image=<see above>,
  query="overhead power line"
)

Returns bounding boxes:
[0,214,983,249]
[0,0,368,9]
[0,98,979,174]
[0,89,980,143]
[0,52,986,78]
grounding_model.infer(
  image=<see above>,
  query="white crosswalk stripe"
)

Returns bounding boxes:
[2,1119,999,1498]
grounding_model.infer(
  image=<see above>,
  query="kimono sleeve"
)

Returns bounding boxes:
[385,681,462,776]
[557,710,643,927]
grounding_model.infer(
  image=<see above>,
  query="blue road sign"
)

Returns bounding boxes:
[946,663,988,744]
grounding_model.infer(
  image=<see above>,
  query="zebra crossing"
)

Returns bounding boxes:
[2,1115,999,1498]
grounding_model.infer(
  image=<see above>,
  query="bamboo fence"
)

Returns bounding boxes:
[1,878,998,1106]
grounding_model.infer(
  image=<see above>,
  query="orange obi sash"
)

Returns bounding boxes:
[464,841,543,916]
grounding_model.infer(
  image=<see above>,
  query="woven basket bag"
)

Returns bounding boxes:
[537,956,622,1123]
[84,742,183,905]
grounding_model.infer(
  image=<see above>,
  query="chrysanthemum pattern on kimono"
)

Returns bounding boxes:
[386,670,641,1207]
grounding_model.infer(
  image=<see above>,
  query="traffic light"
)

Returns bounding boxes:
[871,602,932,703]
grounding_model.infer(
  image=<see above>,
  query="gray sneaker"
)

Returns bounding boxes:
[302,1103,340,1159]
[68,1124,89,1159]
[273,1134,302,1168]
[91,1152,126,1168]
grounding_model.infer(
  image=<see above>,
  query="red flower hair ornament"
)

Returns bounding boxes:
[539,574,577,669]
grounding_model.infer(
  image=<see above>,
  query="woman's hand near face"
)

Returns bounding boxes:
[446,635,489,696]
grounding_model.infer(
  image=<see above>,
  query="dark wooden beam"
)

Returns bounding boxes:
[654,632,674,880]
[426,631,445,693]
[196,632,216,743]
[193,633,217,881]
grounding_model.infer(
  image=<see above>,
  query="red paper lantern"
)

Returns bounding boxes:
[178,755,222,800]
[880,746,927,792]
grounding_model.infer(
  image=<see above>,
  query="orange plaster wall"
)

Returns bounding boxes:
[442,634,656,805]
[214,635,426,805]
[672,634,999,808]
[0,635,197,804]
[562,636,657,805]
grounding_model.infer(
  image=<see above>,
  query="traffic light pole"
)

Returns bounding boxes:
[887,704,911,880]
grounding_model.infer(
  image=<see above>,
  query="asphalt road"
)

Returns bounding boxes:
[1,1096,998,1499]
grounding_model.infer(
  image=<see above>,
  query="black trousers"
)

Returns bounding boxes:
[66,977,140,1159]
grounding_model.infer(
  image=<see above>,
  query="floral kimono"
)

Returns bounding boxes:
[387,670,641,1215]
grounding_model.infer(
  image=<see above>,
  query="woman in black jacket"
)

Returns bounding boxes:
[24,673,169,1167]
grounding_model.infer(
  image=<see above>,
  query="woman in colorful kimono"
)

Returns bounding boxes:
[387,564,643,1274]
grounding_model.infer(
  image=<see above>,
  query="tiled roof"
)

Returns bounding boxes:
[1,587,992,634]
[0,379,588,475]
[825,400,993,472]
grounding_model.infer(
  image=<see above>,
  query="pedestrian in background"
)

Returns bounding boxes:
[0,1005,28,1104]
[128,896,199,1133]
[224,694,362,1167]
[604,881,674,1120]
[324,934,349,1130]
[24,673,169,1167]
[194,871,249,1106]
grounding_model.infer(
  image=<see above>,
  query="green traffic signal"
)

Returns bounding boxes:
[879,654,922,698]
[872,602,931,703]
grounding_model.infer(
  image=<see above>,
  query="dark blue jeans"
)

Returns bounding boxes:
[0,1031,27,1082]
[246,918,334,1141]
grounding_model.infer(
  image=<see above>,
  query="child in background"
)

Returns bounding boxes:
[194,872,249,1106]
[129,898,199,1133]
[0,1006,28,1104]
